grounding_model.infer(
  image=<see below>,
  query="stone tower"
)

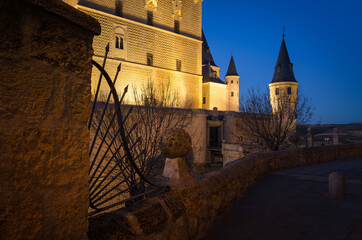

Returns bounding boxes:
[269,35,298,113]
[225,55,239,111]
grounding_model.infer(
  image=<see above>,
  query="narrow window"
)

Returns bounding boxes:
[115,0,122,17]
[214,73,217,78]
[231,91,234,97]
[147,11,153,26]
[231,80,233,84]
[276,65,281,72]
[114,26,126,53]
[147,53,153,66]
[115,35,124,49]
[174,20,180,33]
[237,80,238,84]
[176,59,181,71]
[203,97,206,104]
[275,88,279,95]
[287,87,291,95]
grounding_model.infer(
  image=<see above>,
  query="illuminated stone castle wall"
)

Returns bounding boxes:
[225,75,240,112]
[269,81,298,113]
[77,0,203,107]
[202,82,228,111]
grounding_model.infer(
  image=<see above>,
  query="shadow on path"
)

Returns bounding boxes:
[202,157,362,240]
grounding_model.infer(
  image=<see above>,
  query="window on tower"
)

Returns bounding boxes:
[147,53,153,66]
[115,0,122,17]
[115,35,124,49]
[113,26,127,59]
[231,80,233,84]
[231,91,234,97]
[174,20,180,33]
[275,88,279,95]
[203,97,206,104]
[287,87,291,95]
[147,11,153,26]
[176,59,181,71]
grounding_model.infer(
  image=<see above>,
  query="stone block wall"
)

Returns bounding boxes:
[0,0,100,239]
[79,0,202,39]
[88,144,362,240]
[77,3,202,108]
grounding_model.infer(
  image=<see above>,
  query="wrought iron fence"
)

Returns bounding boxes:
[88,44,166,216]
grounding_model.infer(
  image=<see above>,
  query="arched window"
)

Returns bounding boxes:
[115,35,123,49]
[113,26,127,59]
[114,27,125,50]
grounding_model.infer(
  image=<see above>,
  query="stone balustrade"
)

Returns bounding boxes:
[88,143,362,240]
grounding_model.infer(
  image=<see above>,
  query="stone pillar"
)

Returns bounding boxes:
[191,109,208,165]
[333,127,340,145]
[0,1,100,239]
[329,172,345,197]
[224,111,237,144]
[307,126,314,147]
[160,128,197,185]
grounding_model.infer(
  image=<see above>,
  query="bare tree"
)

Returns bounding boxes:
[89,78,196,209]
[238,88,312,151]
[129,79,194,182]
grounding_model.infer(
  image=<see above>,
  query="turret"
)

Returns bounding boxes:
[225,54,239,111]
[269,35,298,113]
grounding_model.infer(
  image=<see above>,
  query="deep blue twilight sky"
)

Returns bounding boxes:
[202,0,362,124]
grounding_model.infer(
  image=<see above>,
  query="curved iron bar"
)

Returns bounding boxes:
[91,60,159,188]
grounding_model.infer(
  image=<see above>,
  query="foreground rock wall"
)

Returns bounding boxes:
[0,0,100,239]
[88,144,362,240]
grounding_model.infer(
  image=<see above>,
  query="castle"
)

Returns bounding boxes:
[64,0,298,164]
[66,0,239,111]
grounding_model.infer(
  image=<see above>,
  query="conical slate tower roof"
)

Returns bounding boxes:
[225,55,239,76]
[271,37,297,83]
[202,30,217,66]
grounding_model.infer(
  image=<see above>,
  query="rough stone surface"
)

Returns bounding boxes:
[0,1,98,239]
[160,128,192,158]
[329,172,345,196]
[162,157,198,185]
[88,144,362,240]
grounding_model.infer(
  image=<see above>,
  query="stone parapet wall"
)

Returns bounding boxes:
[221,143,244,166]
[0,0,100,239]
[88,144,362,240]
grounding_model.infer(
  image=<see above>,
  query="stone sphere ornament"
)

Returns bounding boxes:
[159,128,191,158]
